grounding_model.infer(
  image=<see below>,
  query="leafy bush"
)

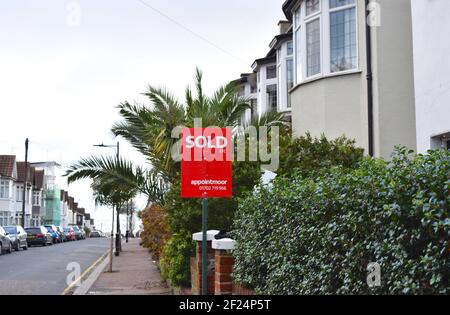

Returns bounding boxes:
[83,226,91,237]
[140,204,171,260]
[277,132,364,178]
[160,231,196,286]
[232,148,450,294]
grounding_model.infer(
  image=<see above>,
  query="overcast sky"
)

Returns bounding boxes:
[0,0,285,230]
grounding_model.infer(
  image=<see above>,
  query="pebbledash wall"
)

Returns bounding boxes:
[411,0,450,152]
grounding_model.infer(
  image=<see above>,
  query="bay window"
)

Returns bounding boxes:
[0,180,10,199]
[293,0,358,84]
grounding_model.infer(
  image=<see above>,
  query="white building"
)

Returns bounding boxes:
[0,155,17,226]
[235,21,294,125]
[411,0,450,152]
[233,73,258,124]
[283,0,417,158]
[31,169,45,226]
[60,190,69,227]
[252,52,278,118]
[270,21,294,117]
[14,162,33,227]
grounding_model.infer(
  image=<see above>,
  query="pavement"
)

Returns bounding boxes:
[0,238,109,295]
[86,238,171,295]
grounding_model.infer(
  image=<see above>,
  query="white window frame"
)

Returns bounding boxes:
[16,185,23,202]
[277,63,282,111]
[0,180,10,200]
[328,1,359,74]
[293,3,302,84]
[0,211,9,226]
[293,0,359,85]
[303,0,323,80]
[286,57,294,108]
[33,191,41,206]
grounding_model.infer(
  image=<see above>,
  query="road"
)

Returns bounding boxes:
[0,238,109,295]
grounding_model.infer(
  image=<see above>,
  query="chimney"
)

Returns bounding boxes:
[278,20,291,34]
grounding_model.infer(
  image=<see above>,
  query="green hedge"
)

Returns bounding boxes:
[232,148,450,294]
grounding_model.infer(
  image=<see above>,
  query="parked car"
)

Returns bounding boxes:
[71,226,83,240]
[89,231,102,238]
[56,226,65,242]
[3,225,28,251]
[63,227,75,241]
[44,225,61,243]
[25,226,53,247]
[0,226,13,255]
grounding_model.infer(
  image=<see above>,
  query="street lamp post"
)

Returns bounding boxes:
[126,201,129,243]
[93,142,122,260]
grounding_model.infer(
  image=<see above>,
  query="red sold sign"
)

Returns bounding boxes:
[181,128,233,198]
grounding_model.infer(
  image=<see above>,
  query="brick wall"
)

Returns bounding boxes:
[214,249,234,295]
[191,240,215,295]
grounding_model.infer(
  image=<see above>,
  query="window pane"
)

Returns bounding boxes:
[266,65,277,79]
[287,59,294,108]
[266,84,278,112]
[330,0,355,9]
[287,41,294,56]
[250,99,258,119]
[330,8,357,72]
[306,0,320,16]
[306,19,321,76]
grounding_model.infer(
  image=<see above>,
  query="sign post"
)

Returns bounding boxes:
[181,128,233,295]
[201,197,208,295]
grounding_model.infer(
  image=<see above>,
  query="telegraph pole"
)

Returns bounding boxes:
[21,138,29,227]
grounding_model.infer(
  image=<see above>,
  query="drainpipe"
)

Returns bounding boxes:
[365,0,374,157]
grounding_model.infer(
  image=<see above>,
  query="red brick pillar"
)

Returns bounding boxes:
[212,238,236,295]
[191,230,219,295]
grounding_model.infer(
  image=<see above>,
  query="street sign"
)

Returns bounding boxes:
[181,128,233,198]
[180,127,232,295]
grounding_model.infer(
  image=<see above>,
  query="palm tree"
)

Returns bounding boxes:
[111,68,255,181]
[66,68,286,206]
[65,155,166,205]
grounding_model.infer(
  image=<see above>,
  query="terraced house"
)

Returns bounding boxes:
[15,162,33,226]
[0,155,92,228]
[282,0,417,158]
[235,21,294,125]
[31,161,62,225]
[0,155,17,226]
